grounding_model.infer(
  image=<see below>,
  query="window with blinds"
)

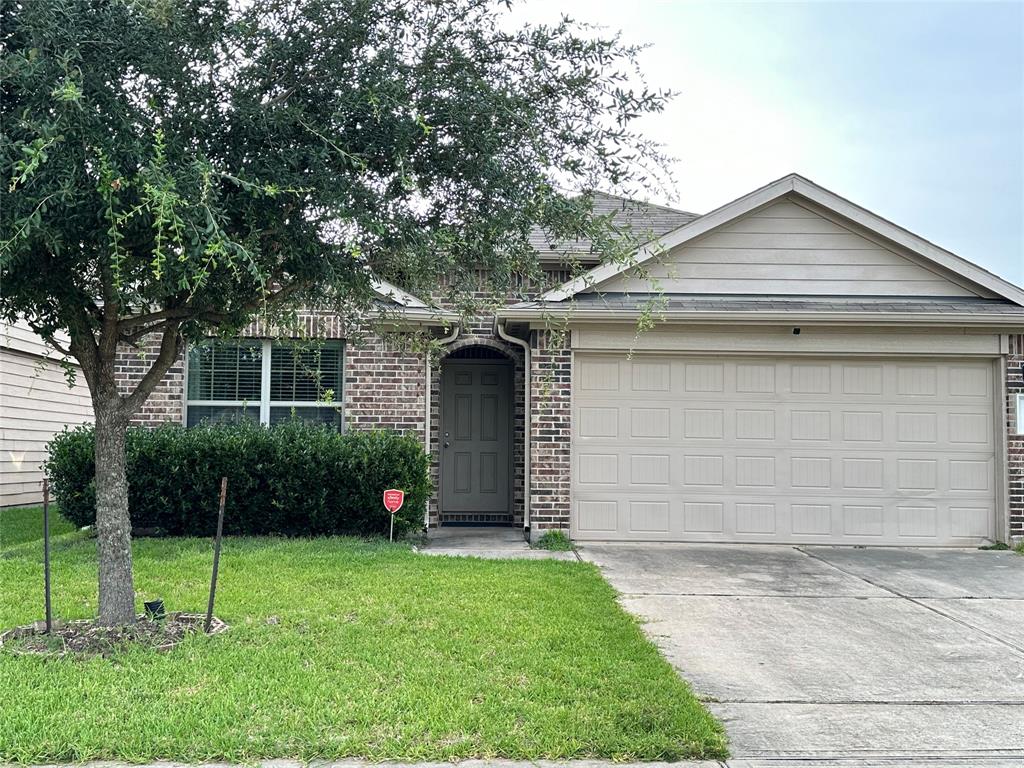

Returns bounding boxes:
[269,343,344,429]
[185,340,344,429]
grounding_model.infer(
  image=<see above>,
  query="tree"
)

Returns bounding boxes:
[0,0,669,625]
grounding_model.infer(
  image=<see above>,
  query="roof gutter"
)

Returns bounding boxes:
[495,308,1024,329]
[495,318,532,540]
[425,323,460,529]
[370,307,460,328]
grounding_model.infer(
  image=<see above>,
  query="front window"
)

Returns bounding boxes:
[185,339,343,429]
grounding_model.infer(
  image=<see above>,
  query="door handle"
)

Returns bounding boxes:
[444,441,450,448]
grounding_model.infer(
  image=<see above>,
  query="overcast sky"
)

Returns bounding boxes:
[513,0,1024,285]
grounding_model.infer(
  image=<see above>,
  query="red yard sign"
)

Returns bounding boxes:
[383,489,405,515]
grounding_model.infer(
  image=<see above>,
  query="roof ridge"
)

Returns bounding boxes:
[583,189,698,218]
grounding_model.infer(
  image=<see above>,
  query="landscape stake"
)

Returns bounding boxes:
[205,476,227,633]
[43,477,52,633]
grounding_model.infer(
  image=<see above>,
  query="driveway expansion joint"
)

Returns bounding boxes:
[617,592,903,599]
[581,544,1024,761]
[713,698,1024,705]
[795,547,1024,657]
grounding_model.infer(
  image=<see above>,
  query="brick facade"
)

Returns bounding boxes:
[345,337,426,436]
[114,313,1024,542]
[114,285,557,530]
[1008,334,1024,542]
[528,329,572,531]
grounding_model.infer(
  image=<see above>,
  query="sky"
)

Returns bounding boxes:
[512,0,1024,286]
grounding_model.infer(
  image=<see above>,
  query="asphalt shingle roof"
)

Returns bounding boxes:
[530,191,697,260]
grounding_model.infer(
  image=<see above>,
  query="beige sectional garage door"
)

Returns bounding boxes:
[572,354,997,545]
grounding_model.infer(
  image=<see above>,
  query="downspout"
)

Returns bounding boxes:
[425,323,460,528]
[495,319,531,540]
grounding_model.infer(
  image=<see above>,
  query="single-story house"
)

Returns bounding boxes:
[120,173,1024,546]
[1,321,94,507]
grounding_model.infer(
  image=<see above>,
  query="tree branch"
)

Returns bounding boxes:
[118,318,181,344]
[122,322,183,416]
[23,319,74,358]
[120,274,306,331]
[120,306,194,328]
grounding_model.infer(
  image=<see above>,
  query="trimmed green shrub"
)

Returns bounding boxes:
[46,421,429,538]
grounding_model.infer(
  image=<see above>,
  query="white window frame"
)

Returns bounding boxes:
[1017,393,1024,435]
[183,339,344,428]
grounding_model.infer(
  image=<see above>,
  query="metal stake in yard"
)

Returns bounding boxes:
[205,476,227,634]
[43,477,52,633]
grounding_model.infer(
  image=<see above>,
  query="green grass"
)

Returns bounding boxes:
[1015,541,1024,556]
[0,506,76,549]
[531,530,574,551]
[0,535,726,763]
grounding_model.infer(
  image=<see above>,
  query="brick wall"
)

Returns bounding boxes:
[116,336,185,425]
[116,311,348,427]
[529,328,572,531]
[422,267,568,527]
[344,336,426,437]
[1008,334,1023,541]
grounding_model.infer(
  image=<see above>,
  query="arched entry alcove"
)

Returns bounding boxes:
[438,343,515,525]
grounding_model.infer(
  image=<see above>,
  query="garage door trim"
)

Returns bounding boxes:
[571,351,1005,545]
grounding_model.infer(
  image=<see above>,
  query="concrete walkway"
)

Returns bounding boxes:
[417,525,577,560]
[578,544,1024,765]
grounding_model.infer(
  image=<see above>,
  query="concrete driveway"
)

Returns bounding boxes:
[578,544,1024,763]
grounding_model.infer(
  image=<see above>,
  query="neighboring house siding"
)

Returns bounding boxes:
[590,199,985,297]
[1009,334,1024,540]
[0,323,93,507]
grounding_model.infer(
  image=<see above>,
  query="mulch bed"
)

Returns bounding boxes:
[0,612,227,658]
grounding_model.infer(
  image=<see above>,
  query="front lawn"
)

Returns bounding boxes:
[0,505,76,549]
[0,535,725,763]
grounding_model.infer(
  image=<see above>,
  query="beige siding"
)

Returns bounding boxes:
[1,323,93,507]
[572,324,1005,357]
[588,199,984,297]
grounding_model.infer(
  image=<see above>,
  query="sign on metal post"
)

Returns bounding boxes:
[383,489,404,542]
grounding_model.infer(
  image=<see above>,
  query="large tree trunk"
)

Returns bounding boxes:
[93,397,136,626]
[70,313,181,626]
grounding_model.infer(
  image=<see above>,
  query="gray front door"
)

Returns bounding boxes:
[441,361,512,517]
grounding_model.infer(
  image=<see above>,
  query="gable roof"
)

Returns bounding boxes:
[530,191,698,262]
[539,174,1024,306]
[369,276,458,325]
[371,276,428,308]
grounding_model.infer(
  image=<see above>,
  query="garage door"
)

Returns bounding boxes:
[572,355,997,545]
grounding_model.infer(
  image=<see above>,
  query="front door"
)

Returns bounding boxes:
[441,360,512,520]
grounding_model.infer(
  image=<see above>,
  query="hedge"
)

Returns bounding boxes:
[46,421,430,538]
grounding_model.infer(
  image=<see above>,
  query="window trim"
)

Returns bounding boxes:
[183,338,345,428]
[1017,393,1024,435]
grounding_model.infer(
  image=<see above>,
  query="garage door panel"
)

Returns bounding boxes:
[573,494,996,543]
[572,355,997,545]
[578,447,992,497]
